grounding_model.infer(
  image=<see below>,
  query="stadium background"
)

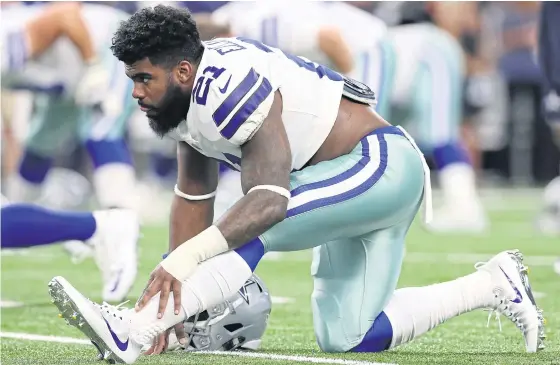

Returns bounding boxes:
[1,2,559,365]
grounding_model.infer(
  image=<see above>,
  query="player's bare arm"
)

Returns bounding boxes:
[155,91,291,289]
[170,141,219,251]
[318,27,354,74]
[25,2,96,62]
[215,91,291,247]
[136,142,218,313]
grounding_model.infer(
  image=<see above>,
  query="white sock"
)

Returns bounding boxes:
[439,163,481,208]
[93,163,137,209]
[384,270,493,349]
[129,250,252,344]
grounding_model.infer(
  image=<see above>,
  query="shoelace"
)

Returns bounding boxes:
[473,262,524,333]
[94,300,131,321]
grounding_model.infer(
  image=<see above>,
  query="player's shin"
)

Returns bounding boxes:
[130,242,261,344]
[352,270,493,352]
[85,139,137,209]
[7,149,52,202]
[1,204,96,248]
[432,142,479,205]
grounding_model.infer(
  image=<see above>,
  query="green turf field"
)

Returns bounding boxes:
[1,189,559,365]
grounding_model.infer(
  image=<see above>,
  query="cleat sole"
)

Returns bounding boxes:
[48,277,127,364]
[507,250,546,352]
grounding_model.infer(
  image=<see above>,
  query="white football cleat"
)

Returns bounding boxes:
[48,276,142,364]
[475,250,545,352]
[89,209,139,303]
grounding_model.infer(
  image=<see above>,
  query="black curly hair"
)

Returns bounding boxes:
[111,5,204,68]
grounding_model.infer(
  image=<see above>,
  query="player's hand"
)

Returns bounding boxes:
[144,324,187,355]
[135,265,182,319]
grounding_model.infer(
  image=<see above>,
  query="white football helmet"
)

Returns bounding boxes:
[168,274,272,352]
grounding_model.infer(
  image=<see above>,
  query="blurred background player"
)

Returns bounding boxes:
[385,2,488,233]
[211,2,488,233]
[537,1,560,273]
[0,2,140,301]
[1,2,140,259]
[1,200,139,303]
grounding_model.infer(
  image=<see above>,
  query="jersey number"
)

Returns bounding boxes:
[193,66,226,106]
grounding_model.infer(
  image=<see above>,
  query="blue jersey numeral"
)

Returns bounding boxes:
[193,66,226,105]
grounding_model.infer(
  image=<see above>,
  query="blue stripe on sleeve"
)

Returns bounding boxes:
[220,77,273,140]
[213,68,260,127]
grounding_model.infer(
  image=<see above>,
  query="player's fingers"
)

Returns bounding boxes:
[174,323,187,347]
[153,333,168,354]
[144,338,157,355]
[136,276,155,308]
[136,278,160,312]
[172,280,182,315]
[157,280,172,319]
[144,344,155,356]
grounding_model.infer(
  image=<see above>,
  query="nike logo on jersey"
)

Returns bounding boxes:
[499,266,523,303]
[219,76,232,94]
[104,318,129,351]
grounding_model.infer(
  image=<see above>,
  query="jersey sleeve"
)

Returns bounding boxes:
[204,62,278,147]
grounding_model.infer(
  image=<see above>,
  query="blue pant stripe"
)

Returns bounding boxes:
[287,133,389,218]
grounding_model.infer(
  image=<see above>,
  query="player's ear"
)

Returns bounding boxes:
[176,60,194,84]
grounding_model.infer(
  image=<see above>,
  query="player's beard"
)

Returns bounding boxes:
[147,83,191,138]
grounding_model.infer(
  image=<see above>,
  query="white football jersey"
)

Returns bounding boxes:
[167,37,345,171]
[1,3,128,98]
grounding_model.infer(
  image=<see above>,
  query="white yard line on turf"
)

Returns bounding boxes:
[192,351,397,365]
[0,332,396,365]
[0,300,24,308]
[0,332,90,345]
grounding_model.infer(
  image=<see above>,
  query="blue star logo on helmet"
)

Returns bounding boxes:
[238,278,257,304]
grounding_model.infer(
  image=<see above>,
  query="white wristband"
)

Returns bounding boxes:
[247,185,291,199]
[160,225,229,281]
[174,184,216,201]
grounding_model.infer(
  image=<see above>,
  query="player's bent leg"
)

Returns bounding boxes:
[1,204,96,248]
[349,250,545,353]
[412,26,487,233]
[311,214,414,352]
[1,204,139,302]
[80,63,137,210]
[259,126,425,253]
[6,95,77,202]
[84,138,135,209]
